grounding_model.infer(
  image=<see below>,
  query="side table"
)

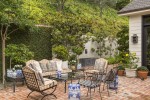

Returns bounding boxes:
[7,76,24,92]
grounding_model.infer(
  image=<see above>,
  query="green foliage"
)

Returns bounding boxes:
[116,0,131,10]
[52,45,69,60]
[117,65,125,70]
[106,57,116,64]
[5,44,34,64]
[122,52,139,69]
[137,66,149,72]
[91,48,95,52]
[0,0,128,80]
[72,46,84,55]
[117,25,129,53]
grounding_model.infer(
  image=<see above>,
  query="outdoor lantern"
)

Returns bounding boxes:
[132,34,138,43]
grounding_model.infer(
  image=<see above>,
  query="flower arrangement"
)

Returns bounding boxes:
[14,64,23,70]
[123,52,139,69]
[69,60,77,66]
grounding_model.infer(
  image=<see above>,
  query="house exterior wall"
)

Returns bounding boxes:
[129,15,142,66]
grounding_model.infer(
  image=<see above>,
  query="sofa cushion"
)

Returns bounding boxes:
[29,63,38,71]
[61,69,72,73]
[41,72,51,76]
[32,61,42,73]
[56,60,62,71]
[62,61,69,70]
[38,72,44,84]
[40,62,48,72]
[47,61,57,71]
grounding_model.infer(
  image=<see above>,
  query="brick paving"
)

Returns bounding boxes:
[0,76,150,100]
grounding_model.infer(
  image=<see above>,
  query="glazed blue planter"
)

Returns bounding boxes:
[68,84,80,100]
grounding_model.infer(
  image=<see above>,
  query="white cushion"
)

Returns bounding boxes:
[62,61,69,70]
[32,61,42,73]
[56,60,62,71]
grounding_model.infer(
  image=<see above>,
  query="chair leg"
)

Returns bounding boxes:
[103,83,105,91]
[87,87,89,96]
[27,91,34,98]
[115,89,117,94]
[90,88,92,99]
[99,86,102,100]
[107,84,110,96]
[41,85,57,100]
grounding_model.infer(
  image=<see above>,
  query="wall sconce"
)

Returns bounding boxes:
[85,49,88,54]
[132,34,138,43]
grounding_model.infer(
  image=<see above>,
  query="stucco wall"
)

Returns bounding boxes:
[79,38,118,59]
[129,15,142,66]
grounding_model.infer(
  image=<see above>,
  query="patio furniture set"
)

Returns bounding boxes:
[21,58,117,100]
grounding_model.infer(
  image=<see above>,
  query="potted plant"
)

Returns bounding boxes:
[137,66,149,79]
[124,52,139,77]
[117,66,125,76]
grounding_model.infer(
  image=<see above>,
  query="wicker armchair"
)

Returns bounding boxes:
[84,58,108,78]
[22,66,57,100]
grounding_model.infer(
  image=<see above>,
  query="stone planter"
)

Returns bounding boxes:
[137,71,148,79]
[118,70,124,76]
[125,68,137,77]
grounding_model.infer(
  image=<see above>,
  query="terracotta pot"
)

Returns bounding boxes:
[137,71,148,79]
[118,70,124,76]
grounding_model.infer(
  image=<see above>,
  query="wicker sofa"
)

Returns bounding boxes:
[26,59,72,77]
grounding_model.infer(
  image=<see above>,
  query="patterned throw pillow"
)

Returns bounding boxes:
[56,60,62,71]
[29,63,38,71]
[40,62,48,72]
[47,60,57,71]
[62,61,69,70]
[38,72,44,85]
[32,61,43,73]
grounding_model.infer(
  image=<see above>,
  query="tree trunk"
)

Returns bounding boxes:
[2,35,5,85]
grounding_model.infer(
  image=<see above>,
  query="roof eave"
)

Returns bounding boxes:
[118,9,150,16]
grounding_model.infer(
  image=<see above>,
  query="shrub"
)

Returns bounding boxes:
[137,66,149,72]
[52,45,69,61]
[106,57,116,64]
[117,66,125,70]
[5,44,34,65]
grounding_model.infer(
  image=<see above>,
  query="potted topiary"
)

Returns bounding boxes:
[124,52,139,77]
[137,66,149,79]
[117,66,125,76]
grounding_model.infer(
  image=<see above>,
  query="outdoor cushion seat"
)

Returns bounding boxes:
[40,78,57,90]
[61,69,72,73]
[41,72,52,76]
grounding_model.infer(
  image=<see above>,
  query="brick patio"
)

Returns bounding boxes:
[0,76,150,100]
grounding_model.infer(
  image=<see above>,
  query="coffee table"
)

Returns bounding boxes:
[49,71,85,93]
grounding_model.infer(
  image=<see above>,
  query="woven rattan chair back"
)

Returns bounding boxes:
[22,66,40,91]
